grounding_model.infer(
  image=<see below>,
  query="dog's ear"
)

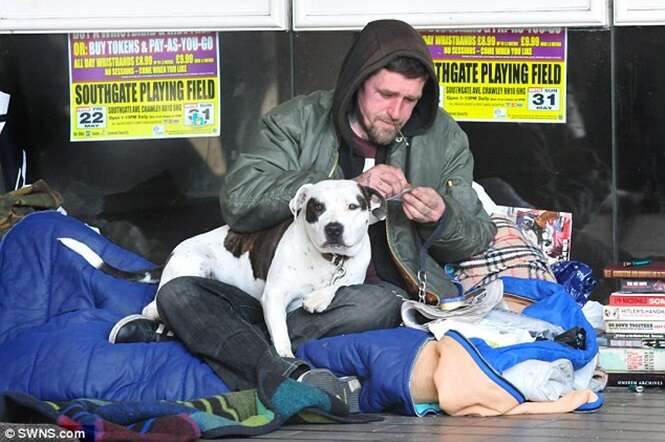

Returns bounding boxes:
[359,185,386,224]
[289,183,315,218]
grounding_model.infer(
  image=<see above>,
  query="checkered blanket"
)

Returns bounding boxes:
[452,215,556,292]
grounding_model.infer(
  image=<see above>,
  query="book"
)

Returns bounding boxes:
[605,320,665,334]
[621,279,665,293]
[603,305,665,321]
[609,292,665,307]
[599,347,665,371]
[605,332,665,339]
[604,261,665,279]
[599,333,665,348]
[606,371,665,388]
[493,205,572,265]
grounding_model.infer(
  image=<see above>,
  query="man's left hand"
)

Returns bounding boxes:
[401,187,446,223]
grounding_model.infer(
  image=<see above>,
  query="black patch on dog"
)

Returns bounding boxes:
[356,193,368,210]
[358,184,384,211]
[223,219,292,281]
[305,198,326,223]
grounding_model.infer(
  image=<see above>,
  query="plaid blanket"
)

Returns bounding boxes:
[452,215,556,292]
[2,370,380,441]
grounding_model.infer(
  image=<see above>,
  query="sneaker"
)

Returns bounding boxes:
[297,368,361,413]
[108,314,176,344]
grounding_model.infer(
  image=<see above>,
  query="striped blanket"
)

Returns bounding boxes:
[2,372,379,442]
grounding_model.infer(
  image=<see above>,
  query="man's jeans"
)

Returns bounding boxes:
[156,276,405,390]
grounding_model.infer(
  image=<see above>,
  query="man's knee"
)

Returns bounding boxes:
[156,276,201,311]
[335,282,404,329]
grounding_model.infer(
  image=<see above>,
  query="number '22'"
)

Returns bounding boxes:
[79,112,104,124]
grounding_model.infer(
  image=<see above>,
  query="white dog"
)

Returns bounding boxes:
[60,179,384,357]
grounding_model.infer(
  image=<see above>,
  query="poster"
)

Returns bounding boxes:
[495,205,572,265]
[423,28,567,123]
[69,32,220,141]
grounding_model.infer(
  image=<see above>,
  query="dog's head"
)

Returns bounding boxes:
[289,180,385,256]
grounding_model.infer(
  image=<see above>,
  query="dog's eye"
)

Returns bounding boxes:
[314,203,324,212]
[348,203,359,210]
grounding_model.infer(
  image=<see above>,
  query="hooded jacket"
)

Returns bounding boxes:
[221,20,496,300]
[331,19,439,155]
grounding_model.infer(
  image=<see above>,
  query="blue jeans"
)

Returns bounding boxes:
[156,276,404,390]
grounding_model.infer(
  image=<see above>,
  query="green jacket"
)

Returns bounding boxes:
[220,90,495,300]
[221,19,495,301]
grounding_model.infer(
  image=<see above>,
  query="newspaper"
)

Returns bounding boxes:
[401,279,504,331]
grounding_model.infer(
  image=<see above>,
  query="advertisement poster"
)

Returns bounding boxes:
[423,29,567,123]
[69,32,220,141]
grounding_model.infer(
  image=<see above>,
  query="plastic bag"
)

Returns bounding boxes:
[551,260,598,307]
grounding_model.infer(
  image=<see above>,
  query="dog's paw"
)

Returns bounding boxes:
[274,344,295,359]
[278,350,295,358]
[141,301,160,320]
[302,288,334,313]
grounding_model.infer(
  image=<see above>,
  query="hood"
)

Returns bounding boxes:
[331,19,439,151]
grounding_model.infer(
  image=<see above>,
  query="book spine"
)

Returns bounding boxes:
[621,279,665,293]
[605,321,665,333]
[604,336,665,348]
[607,332,665,339]
[604,269,665,279]
[599,347,665,371]
[609,294,665,307]
[606,372,665,388]
[604,305,665,321]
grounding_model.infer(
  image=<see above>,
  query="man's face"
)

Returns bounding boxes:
[355,68,426,145]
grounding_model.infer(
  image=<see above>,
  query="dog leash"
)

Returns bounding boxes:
[416,218,445,303]
[415,219,465,309]
[395,126,431,304]
[395,125,465,309]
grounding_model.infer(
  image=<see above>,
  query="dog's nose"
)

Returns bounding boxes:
[325,222,344,240]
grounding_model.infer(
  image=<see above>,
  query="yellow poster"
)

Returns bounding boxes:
[68,32,220,141]
[424,29,567,123]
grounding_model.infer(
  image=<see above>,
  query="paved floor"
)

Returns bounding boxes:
[215,388,665,442]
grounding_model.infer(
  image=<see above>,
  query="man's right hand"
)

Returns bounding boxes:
[353,164,409,199]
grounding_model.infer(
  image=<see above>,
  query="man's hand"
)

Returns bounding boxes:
[401,187,446,223]
[353,164,409,198]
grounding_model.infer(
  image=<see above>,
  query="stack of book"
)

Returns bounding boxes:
[599,261,665,389]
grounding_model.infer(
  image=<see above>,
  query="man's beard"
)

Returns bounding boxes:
[356,112,400,146]
[366,121,399,145]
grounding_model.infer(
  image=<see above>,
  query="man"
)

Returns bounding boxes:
[113,19,495,407]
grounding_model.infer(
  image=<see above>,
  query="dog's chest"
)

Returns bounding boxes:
[269,237,357,292]
[298,260,343,290]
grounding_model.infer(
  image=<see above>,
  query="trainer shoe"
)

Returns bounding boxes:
[297,368,362,413]
[108,314,176,344]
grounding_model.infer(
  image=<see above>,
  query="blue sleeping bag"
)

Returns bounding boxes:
[297,277,602,416]
[0,211,229,401]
